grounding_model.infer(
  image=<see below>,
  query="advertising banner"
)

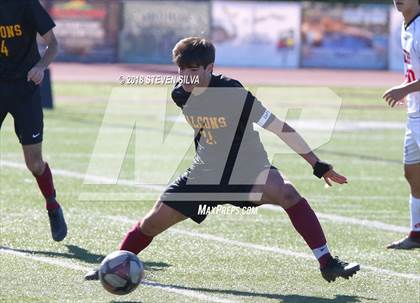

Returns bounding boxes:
[301,2,389,69]
[120,1,210,64]
[212,1,301,68]
[50,0,118,62]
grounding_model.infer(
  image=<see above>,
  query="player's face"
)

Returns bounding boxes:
[394,0,419,13]
[178,65,212,92]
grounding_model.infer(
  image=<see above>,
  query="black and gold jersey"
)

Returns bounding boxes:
[171,74,275,184]
[0,0,55,80]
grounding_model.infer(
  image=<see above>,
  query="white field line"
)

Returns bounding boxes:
[0,129,405,144]
[141,281,237,303]
[1,152,176,160]
[0,160,162,192]
[1,214,418,285]
[0,120,406,133]
[308,195,407,201]
[1,160,418,281]
[0,160,408,234]
[107,215,420,282]
[0,155,405,182]
[0,247,90,271]
[0,247,237,303]
[260,205,409,234]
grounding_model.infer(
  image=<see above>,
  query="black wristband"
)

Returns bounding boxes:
[313,161,332,178]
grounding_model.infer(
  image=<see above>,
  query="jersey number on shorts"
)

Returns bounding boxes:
[0,40,8,57]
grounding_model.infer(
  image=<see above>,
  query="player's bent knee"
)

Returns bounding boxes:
[278,183,301,207]
[25,159,44,176]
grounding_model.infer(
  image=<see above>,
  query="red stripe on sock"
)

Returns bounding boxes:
[119,222,153,255]
[409,231,420,239]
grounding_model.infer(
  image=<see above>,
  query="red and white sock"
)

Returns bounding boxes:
[119,222,153,254]
[34,162,60,211]
[409,195,420,239]
[285,198,331,268]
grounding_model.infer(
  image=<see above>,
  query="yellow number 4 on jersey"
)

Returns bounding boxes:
[1,40,9,57]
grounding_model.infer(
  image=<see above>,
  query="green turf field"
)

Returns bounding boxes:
[1,82,419,303]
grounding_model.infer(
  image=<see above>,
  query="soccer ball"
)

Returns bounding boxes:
[99,250,145,295]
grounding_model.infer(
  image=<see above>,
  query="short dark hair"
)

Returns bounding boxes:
[172,37,215,69]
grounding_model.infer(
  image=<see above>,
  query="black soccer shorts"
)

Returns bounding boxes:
[0,80,43,145]
[161,166,275,224]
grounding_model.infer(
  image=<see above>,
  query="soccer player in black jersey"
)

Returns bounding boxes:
[85,37,359,282]
[0,0,67,241]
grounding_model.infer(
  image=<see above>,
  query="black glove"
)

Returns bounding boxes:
[313,161,332,178]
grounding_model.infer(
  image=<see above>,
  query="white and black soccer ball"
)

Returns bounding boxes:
[99,250,145,295]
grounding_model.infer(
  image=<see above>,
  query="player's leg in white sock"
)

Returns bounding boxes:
[409,195,420,236]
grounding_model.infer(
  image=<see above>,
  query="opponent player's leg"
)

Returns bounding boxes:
[387,163,420,249]
[388,120,420,249]
[406,163,420,238]
[256,168,359,282]
[84,200,187,281]
[14,83,67,241]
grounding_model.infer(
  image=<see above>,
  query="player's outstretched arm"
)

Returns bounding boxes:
[383,80,420,108]
[265,117,347,186]
[27,29,58,85]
